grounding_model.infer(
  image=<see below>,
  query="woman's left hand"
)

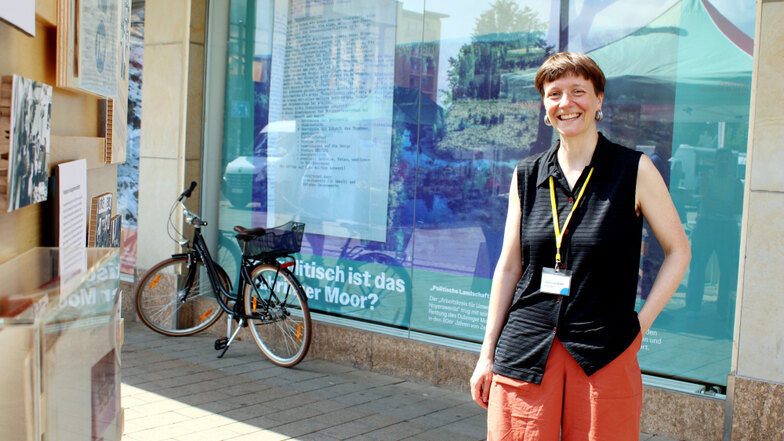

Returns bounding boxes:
[470,356,494,408]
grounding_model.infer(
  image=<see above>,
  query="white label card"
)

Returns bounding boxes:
[540,267,572,296]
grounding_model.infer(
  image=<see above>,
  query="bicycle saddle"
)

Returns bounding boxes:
[234,225,266,235]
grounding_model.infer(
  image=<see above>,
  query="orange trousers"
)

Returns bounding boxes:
[487,333,642,441]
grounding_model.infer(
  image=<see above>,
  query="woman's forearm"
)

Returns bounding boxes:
[636,155,692,334]
[638,245,691,333]
[479,265,520,361]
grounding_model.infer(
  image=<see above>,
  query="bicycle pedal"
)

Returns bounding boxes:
[214,337,229,350]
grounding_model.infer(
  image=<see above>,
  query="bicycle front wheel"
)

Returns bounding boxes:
[244,264,312,367]
[135,257,229,336]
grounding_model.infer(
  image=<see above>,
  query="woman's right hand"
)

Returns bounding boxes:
[470,356,494,408]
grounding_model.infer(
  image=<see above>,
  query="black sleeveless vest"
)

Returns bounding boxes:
[493,133,643,385]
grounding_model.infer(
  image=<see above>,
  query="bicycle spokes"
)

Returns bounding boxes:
[135,258,229,336]
[243,264,311,367]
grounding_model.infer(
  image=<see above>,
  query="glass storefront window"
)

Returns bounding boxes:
[217,0,754,387]
[581,0,753,387]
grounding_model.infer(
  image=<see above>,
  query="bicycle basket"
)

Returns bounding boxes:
[235,221,305,259]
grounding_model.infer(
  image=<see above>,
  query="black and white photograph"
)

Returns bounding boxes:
[89,192,113,247]
[109,214,121,247]
[7,74,52,212]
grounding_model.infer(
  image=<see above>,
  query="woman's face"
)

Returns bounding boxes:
[542,74,603,141]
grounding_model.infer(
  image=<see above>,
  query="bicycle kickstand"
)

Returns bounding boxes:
[214,314,244,358]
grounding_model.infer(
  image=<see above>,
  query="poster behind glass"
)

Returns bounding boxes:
[220,0,416,327]
[405,0,555,340]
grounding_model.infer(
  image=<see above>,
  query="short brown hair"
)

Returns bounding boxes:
[534,52,606,97]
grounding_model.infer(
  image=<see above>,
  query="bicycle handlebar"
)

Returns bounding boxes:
[179,181,197,201]
[168,182,206,245]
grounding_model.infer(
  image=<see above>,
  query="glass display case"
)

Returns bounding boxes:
[0,248,123,441]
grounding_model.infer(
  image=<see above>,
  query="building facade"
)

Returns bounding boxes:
[132,0,784,439]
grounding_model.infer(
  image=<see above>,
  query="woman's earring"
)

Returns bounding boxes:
[544,115,552,126]
[595,110,604,121]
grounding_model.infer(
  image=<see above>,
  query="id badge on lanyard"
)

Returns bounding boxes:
[541,167,594,296]
[540,267,572,295]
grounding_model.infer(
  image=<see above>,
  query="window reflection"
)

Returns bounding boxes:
[218,0,754,386]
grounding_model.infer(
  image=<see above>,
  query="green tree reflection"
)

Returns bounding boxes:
[447,0,549,101]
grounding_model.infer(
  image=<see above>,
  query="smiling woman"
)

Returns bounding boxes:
[470,52,691,440]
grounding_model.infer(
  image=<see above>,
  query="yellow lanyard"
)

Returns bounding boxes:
[549,167,594,270]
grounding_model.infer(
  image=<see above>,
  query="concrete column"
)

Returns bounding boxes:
[137,0,206,270]
[726,1,784,439]
[185,0,207,212]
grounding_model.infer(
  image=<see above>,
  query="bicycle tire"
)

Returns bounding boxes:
[244,264,312,367]
[135,256,230,336]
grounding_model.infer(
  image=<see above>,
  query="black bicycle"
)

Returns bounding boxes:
[134,182,312,367]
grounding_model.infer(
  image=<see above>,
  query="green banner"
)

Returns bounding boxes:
[294,254,491,341]
[410,269,490,341]
[293,254,412,328]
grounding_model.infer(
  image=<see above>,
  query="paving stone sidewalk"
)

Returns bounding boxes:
[121,321,678,441]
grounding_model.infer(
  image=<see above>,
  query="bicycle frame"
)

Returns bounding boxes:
[175,225,294,323]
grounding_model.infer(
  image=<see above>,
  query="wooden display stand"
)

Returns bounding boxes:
[0,248,123,441]
[0,0,127,267]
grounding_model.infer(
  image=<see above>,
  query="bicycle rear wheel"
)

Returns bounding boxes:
[135,257,230,336]
[244,264,311,367]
